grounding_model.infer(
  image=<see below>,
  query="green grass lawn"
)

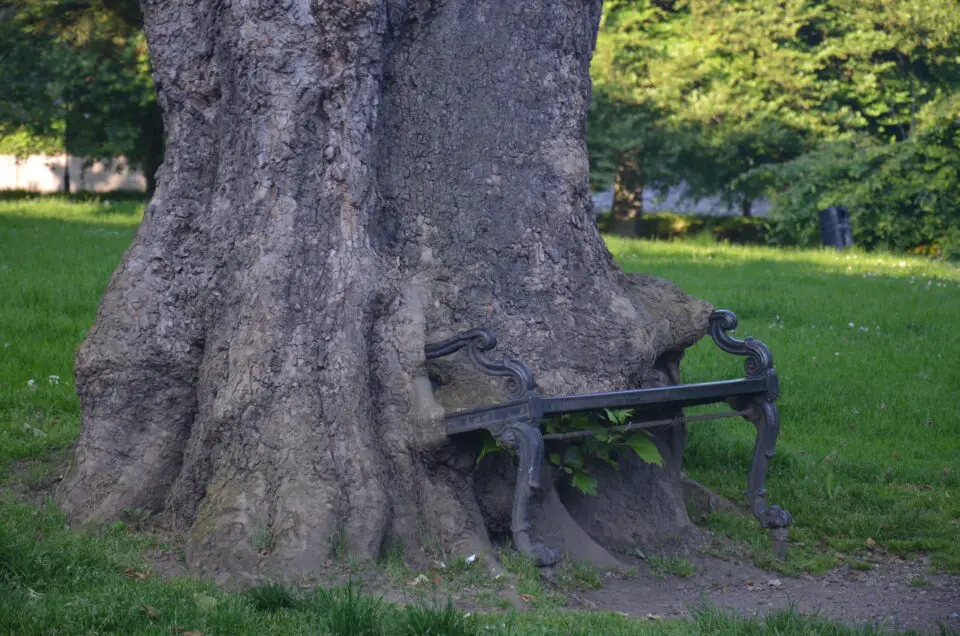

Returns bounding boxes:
[605,236,960,575]
[1,197,957,635]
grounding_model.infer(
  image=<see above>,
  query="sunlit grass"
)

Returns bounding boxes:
[0,198,142,466]
[0,195,145,225]
[605,235,960,281]
[607,237,960,573]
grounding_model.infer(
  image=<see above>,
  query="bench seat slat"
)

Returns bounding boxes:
[442,377,769,436]
[539,377,768,415]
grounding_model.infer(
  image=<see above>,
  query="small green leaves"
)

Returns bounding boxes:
[475,432,504,466]
[563,446,584,470]
[626,434,663,467]
[480,408,662,496]
[571,471,599,496]
[603,408,633,426]
[542,408,666,495]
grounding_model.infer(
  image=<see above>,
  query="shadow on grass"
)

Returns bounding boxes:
[0,190,150,204]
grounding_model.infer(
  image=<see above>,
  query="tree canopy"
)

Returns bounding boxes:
[0,0,162,190]
[3,0,960,252]
[589,0,960,232]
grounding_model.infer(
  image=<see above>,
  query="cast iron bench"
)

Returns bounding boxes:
[424,309,792,567]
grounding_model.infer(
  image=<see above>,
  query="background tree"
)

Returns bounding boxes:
[587,90,688,233]
[0,0,163,192]
[59,0,715,584]
[750,93,960,256]
[588,0,691,230]
[811,0,960,140]
[741,0,960,253]
[0,5,73,162]
[588,0,960,224]
[590,0,829,219]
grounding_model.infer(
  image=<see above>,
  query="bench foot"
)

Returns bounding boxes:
[498,421,561,567]
[742,398,793,556]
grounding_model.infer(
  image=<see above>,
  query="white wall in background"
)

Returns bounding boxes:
[0,155,146,192]
[592,183,771,217]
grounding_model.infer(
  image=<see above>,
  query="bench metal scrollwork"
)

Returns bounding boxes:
[425,310,793,566]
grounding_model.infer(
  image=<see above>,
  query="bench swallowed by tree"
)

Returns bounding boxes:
[425,309,793,567]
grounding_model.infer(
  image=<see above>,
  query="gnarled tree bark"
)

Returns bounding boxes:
[60,0,713,585]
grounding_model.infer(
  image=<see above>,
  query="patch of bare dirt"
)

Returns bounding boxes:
[144,544,190,580]
[571,552,960,634]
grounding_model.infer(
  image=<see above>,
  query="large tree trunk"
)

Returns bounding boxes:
[60,0,713,585]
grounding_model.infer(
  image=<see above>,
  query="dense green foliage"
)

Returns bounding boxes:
[0,0,162,190]
[748,96,960,258]
[5,0,960,253]
[597,212,773,245]
[590,0,960,255]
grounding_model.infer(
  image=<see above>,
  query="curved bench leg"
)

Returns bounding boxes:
[741,397,793,557]
[497,421,561,567]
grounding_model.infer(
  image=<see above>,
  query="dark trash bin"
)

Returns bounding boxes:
[819,206,854,250]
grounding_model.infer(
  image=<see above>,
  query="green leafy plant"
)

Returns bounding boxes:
[476,409,663,497]
[545,409,663,496]
[475,433,503,467]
